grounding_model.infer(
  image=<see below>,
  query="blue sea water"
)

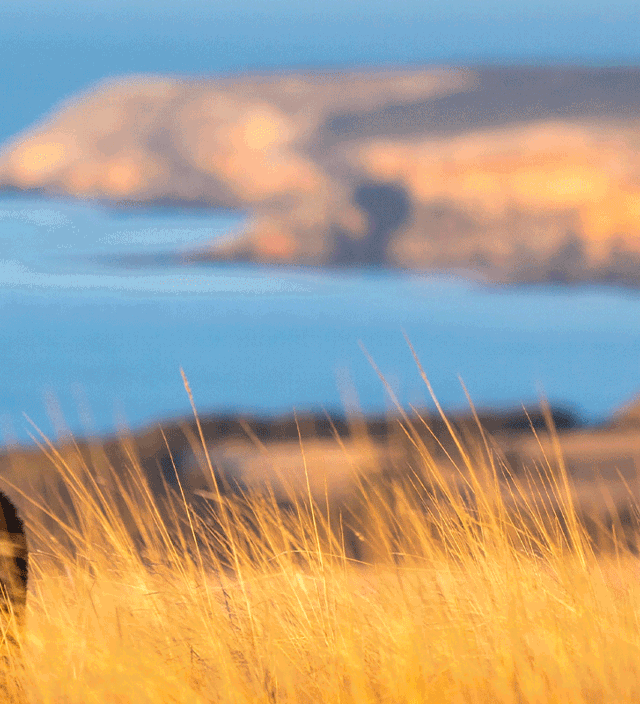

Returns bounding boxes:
[2,195,640,443]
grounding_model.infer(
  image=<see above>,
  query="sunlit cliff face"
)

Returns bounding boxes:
[358,121,640,263]
[11,139,166,198]
[178,96,323,203]
[0,69,471,208]
[9,137,74,187]
[6,79,179,199]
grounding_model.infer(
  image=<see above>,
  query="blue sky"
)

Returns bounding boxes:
[1,0,629,20]
[1,0,639,142]
[3,0,635,44]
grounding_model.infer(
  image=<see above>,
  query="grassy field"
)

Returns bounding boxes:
[3,394,640,704]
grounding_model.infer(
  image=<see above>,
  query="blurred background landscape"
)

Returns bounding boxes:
[2,0,640,445]
[3,4,640,701]
[5,6,640,699]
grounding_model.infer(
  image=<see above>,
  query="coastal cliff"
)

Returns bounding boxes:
[3,66,640,283]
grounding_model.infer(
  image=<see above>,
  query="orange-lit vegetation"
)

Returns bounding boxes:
[2,381,640,703]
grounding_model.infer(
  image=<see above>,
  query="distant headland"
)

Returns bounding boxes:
[3,66,640,285]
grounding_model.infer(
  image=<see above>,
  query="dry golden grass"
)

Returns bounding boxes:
[3,387,640,704]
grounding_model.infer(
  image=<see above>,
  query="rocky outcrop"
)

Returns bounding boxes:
[4,67,640,283]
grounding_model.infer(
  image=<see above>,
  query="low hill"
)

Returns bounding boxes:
[4,66,640,283]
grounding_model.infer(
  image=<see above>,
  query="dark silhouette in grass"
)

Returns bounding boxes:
[0,492,28,646]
